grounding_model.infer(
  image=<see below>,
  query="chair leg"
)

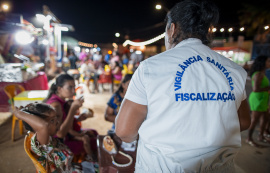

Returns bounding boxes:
[11,115,16,142]
[19,120,24,135]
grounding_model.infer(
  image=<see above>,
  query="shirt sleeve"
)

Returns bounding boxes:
[125,62,148,105]
[107,94,117,110]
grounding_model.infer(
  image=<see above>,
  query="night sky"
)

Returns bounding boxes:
[9,0,262,43]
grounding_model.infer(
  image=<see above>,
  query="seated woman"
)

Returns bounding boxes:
[44,74,97,161]
[14,103,82,172]
[105,74,133,131]
[111,61,122,82]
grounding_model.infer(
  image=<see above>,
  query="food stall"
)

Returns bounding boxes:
[0,62,48,112]
[211,47,251,65]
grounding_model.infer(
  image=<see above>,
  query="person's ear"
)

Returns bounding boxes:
[170,23,176,38]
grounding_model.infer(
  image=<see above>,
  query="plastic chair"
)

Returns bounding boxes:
[24,132,47,173]
[4,84,25,141]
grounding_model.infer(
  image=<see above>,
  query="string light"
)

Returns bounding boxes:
[212,28,217,32]
[265,26,269,30]
[78,41,96,48]
[123,32,165,47]
[240,27,244,32]
[220,28,224,32]
[228,28,233,32]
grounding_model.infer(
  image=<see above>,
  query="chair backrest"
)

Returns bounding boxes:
[4,84,25,106]
[24,132,47,173]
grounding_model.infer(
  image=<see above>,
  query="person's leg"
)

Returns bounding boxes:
[81,135,93,158]
[94,74,99,92]
[85,78,91,93]
[247,111,261,146]
[264,111,270,137]
[259,112,270,142]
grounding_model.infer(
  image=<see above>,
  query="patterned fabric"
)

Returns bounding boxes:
[31,133,81,173]
[107,92,123,130]
[107,92,123,115]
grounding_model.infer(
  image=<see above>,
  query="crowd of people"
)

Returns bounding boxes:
[11,0,270,172]
[13,47,141,172]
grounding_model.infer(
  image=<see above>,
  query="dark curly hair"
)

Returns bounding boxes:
[165,0,219,45]
[21,103,55,132]
[249,55,269,77]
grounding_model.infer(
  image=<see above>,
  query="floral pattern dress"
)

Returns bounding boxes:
[31,133,81,173]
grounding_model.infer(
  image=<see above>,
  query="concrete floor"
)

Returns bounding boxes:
[0,81,270,173]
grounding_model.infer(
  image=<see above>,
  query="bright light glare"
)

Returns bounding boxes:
[46,15,52,20]
[212,28,217,32]
[240,27,244,32]
[85,48,90,53]
[135,51,142,55]
[36,14,46,22]
[93,48,97,52]
[156,4,162,10]
[228,28,233,32]
[42,39,49,45]
[220,28,224,32]
[60,27,69,31]
[222,51,227,55]
[115,33,120,37]
[265,26,269,30]
[228,51,234,55]
[15,31,34,45]
[74,46,80,52]
[2,4,9,10]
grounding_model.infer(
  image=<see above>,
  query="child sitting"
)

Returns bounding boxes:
[14,103,82,173]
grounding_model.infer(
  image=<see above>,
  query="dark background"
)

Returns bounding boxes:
[8,0,264,43]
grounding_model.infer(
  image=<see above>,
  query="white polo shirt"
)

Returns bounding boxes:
[124,38,247,173]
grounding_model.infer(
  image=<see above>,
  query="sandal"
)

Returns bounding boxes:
[263,133,270,138]
[246,140,259,147]
[257,137,270,143]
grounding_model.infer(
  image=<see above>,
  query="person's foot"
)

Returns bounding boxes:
[246,139,259,147]
[257,136,270,143]
[263,133,270,138]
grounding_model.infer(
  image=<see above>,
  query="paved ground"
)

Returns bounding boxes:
[0,81,270,173]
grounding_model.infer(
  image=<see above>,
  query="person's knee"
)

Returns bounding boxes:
[82,135,90,143]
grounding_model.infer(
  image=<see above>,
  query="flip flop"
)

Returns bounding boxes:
[246,140,258,147]
[263,134,270,138]
[257,137,270,144]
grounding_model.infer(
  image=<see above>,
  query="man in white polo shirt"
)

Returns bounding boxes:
[115,0,251,172]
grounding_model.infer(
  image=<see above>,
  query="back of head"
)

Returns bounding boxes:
[166,0,219,44]
[43,74,74,102]
[249,55,268,76]
[21,103,55,132]
[116,74,133,94]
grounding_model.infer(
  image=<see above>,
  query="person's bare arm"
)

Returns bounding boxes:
[13,108,50,145]
[51,99,83,138]
[104,106,116,122]
[115,99,147,143]
[237,99,251,131]
[68,129,84,137]
[253,72,270,92]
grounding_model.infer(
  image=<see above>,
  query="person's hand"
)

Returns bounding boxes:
[71,97,84,111]
[13,107,21,119]
[77,113,87,121]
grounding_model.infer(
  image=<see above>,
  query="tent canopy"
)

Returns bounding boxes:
[61,36,78,47]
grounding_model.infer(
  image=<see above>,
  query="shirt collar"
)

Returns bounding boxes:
[174,38,202,48]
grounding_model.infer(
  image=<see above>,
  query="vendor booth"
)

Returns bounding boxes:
[211,47,251,65]
[0,63,48,112]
